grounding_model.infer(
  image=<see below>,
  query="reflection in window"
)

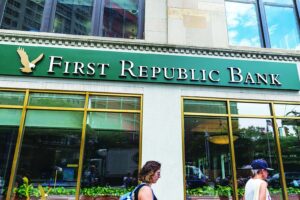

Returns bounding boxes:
[232,118,281,199]
[13,110,83,198]
[0,0,145,39]
[89,95,140,110]
[274,104,300,117]
[184,116,233,198]
[28,93,86,108]
[80,112,140,198]
[225,0,300,49]
[103,0,141,39]
[0,0,45,31]
[54,0,93,35]
[265,5,300,49]
[230,102,271,116]
[276,119,300,197]
[263,0,293,5]
[184,100,227,114]
[225,1,262,47]
[0,91,25,105]
[0,109,21,199]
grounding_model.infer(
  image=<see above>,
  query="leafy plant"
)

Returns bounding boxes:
[287,187,300,194]
[49,187,76,195]
[81,186,133,197]
[215,185,232,197]
[14,177,39,199]
[237,188,245,197]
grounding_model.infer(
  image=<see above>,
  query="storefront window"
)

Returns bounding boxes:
[232,118,281,199]
[0,109,21,199]
[1,90,141,199]
[80,107,140,198]
[13,110,83,199]
[276,119,300,197]
[183,99,298,199]
[184,99,233,199]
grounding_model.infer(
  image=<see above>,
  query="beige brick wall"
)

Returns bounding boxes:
[145,0,229,48]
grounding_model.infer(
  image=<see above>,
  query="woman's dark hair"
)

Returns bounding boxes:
[139,161,161,183]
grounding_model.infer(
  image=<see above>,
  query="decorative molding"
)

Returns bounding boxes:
[0,30,299,62]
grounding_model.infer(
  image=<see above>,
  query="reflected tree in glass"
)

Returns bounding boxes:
[277,119,300,197]
[184,116,233,198]
[232,118,282,199]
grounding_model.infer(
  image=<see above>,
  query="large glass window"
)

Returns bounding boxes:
[1,90,141,200]
[0,0,145,39]
[184,99,300,200]
[184,101,233,199]
[0,109,21,199]
[0,91,24,199]
[275,103,300,198]
[80,96,141,199]
[13,110,83,199]
[233,118,281,199]
[225,0,300,50]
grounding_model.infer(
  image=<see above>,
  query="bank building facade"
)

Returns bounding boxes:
[0,0,299,200]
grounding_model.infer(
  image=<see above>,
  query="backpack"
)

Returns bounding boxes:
[119,183,146,200]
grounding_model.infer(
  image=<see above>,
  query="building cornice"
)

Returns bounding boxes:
[0,30,299,62]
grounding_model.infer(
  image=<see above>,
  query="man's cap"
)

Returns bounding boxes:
[251,159,273,171]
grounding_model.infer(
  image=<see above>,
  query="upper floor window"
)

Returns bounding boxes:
[225,0,300,50]
[0,0,145,39]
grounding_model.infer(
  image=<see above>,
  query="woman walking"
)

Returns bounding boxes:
[134,160,161,200]
[244,159,272,200]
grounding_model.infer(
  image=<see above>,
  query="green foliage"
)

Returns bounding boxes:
[287,187,300,194]
[81,186,133,197]
[269,187,281,194]
[187,186,300,197]
[14,177,40,199]
[187,186,232,197]
[49,187,76,195]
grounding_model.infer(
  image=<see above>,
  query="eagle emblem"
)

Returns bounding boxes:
[17,47,44,73]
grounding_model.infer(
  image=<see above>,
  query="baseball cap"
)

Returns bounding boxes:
[251,159,273,171]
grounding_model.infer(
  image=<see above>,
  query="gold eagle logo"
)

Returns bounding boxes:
[17,47,44,73]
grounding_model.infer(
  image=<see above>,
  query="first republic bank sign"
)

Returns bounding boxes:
[0,44,299,90]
